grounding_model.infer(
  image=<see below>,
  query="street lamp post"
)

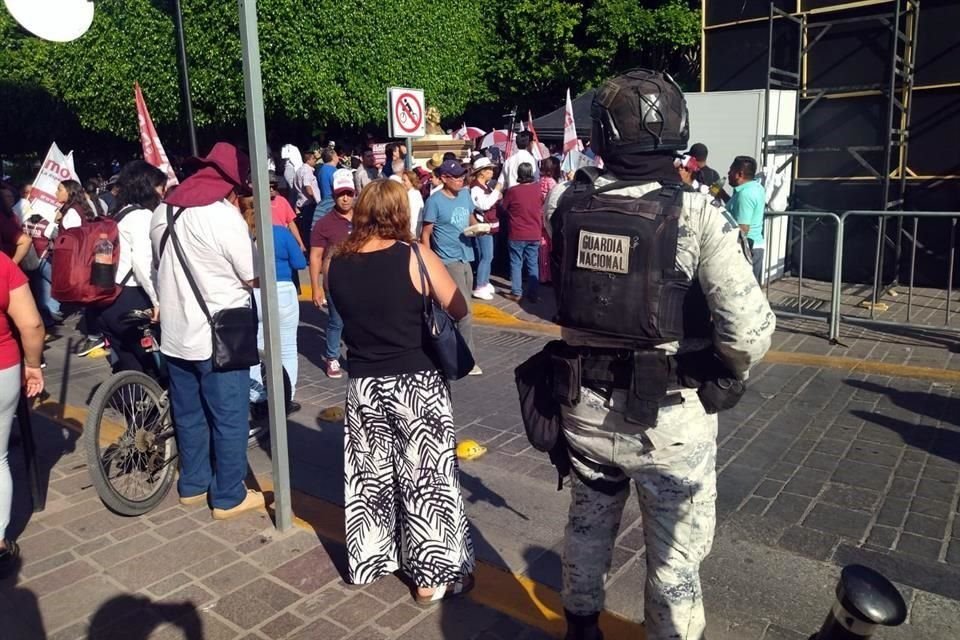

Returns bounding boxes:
[171,0,198,157]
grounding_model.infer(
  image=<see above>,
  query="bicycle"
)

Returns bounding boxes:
[84,309,287,516]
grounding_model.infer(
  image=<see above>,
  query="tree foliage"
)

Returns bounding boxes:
[0,0,699,154]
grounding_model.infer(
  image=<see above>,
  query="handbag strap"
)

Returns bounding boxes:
[409,242,434,320]
[164,204,215,326]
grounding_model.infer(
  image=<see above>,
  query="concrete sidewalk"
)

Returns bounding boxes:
[3,292,960,639]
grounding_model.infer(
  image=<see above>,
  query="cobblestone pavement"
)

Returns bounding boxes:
[2,286,960,639]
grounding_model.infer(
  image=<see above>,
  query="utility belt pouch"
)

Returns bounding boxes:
[698,377,746,414]
[676,349,747,414]
[550,349,581,407]
[624,350,669,428]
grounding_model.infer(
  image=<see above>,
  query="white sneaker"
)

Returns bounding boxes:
[483,283,495,295]
[468,365,483,376]
[472,288,494,301]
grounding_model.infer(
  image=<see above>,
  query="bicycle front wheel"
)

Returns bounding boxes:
[84,370,178,516]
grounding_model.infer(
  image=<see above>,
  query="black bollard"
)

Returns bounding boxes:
[16,391,46,512]
[811,564,907,639]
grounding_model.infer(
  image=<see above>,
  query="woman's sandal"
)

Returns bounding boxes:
[413,574,475,607]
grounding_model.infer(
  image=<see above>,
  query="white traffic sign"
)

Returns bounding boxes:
[388,88,425,138]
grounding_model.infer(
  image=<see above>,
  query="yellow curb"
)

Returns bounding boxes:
[763,351,960,384]
[41,399,646,640]
[473,302,561,336]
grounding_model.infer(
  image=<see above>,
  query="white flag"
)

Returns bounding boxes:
[28,143,80,222]
[562,89,582,155]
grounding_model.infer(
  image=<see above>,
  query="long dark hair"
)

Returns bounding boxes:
[0,184,17,219]
[541,156,561,181]
[117,160,166,211]
[84,178,105,216]
[59,180,95,220]
[334,180,412,257]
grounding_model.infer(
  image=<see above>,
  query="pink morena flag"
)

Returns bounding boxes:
[562,88,582,154]
[527,110,540,145]
[134,83,178,187]
[527,110,545,161]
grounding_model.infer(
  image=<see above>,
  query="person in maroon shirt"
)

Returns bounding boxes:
[309,169,355,378]
[500,162,542,302]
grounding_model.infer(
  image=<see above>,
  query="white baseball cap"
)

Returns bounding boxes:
[332,169,355,195]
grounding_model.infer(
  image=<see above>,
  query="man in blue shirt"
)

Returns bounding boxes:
[313,146,339,230]
[421,159,481,375]
[726,155,766,284]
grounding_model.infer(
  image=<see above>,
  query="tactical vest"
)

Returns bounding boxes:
[550,169,711,345]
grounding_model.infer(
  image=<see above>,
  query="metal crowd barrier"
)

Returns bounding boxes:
[760,210,843,339]
[761,209,960,343]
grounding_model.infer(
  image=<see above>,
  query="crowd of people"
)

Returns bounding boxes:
[0,95,771,635]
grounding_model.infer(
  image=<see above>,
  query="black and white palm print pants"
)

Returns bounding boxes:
[344,370,475,588]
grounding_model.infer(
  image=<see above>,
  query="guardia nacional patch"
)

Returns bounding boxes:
[576,230,630,274]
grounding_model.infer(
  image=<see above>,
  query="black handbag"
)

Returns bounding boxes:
[410,243,475,380]
[164,205,260,371]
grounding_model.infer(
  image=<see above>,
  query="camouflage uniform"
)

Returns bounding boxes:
[555,178,775,640]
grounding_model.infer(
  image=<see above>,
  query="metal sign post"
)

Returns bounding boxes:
[237,0,292,532]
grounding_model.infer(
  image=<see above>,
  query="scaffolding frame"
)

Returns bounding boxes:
[761,0,921,297]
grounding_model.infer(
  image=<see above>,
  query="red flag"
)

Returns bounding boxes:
[527,110,540,145]
[134,82,178,187]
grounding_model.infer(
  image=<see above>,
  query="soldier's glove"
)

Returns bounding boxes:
[676,351,746,414]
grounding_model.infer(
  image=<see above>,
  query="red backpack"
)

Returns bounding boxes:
[51,207,134,305]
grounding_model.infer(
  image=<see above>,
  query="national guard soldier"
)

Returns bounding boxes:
[547,70,776,639]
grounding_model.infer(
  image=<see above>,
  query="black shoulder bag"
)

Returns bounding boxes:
[410,243,475,380]
[164,204,259,371]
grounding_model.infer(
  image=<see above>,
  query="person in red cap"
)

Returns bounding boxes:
[150,142,265,520]
[309,168,356,378]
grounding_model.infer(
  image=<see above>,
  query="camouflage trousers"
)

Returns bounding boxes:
[561,386,718,640]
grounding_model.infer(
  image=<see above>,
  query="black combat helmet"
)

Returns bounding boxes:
[591,69,689,157]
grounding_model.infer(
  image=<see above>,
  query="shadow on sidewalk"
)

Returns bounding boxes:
[87,594,203,639]
[846,379,960,464]
[6,411,80,541]
[0,556,44,639]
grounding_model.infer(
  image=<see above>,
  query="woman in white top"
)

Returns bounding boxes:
[97,161,167,375]
[401,170,425,238]
[55,180,94,230]
[468,158,502,300]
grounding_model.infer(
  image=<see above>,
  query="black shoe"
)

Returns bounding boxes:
[285,401,302,416]
[503,292,522,303]
[0,540,20,565]
[564,610,603,640]
[250,401,268,421]
[75,337,106,357]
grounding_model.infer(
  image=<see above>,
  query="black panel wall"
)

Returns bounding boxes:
[797,96,887,180]
[704,19,799,91]
[915,0,960,85]
[908,88,960,177]
[802,0,883,10]
[705,0,793,25]
[805,12,895,90]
